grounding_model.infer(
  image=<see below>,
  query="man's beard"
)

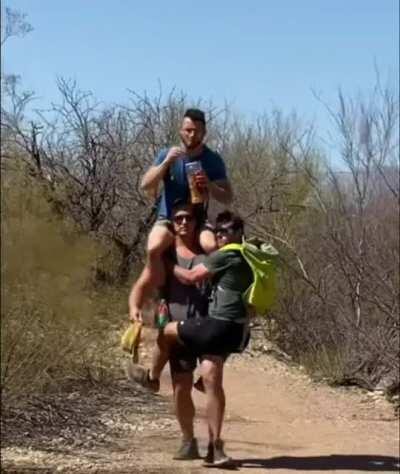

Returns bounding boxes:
[185,140,203,152]
[183,138,203,151]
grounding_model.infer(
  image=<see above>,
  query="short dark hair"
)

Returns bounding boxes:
[172,198,187,208]
[172,199,193,214]
[216,210,244,232]
[184,108,206,126]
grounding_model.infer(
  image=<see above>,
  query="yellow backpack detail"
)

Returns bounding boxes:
[220,238,278,315]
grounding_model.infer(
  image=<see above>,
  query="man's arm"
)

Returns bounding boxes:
[208,179,233,204]
[173,263,212,285]
[141,147,184,197]
[128,269,152,321]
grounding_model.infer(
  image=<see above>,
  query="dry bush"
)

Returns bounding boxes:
[1,79,227,283]
[2,75,398,396]
[267,79,399,391]
[1,164,126,399]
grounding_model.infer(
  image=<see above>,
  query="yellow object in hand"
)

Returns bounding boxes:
[121,321,142,363]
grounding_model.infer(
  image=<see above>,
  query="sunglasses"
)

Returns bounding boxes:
[215,225,236,235]
[173,214,194,224]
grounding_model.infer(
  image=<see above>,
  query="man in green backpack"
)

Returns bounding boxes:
[130,211,277,467]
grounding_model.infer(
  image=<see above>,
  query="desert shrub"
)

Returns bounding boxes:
[266,82,399,391]
[1,164,127,398]
[2,77,398,396]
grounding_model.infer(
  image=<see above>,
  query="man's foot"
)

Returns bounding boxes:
[125,360,160,393]
[203,439,233,467]
[172,438,201,460]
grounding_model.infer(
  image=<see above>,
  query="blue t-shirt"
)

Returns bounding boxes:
[154,145,227,219]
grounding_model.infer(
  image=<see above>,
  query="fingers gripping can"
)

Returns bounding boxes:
[185,161,204,204]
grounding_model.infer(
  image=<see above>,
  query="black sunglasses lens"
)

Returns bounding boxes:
[174,215,193,223]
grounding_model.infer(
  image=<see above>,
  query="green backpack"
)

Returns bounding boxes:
[220,238,279,315]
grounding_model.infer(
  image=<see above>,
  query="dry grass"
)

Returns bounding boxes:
[1,167,129,399]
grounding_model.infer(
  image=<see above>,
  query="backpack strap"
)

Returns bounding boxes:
[220,243,243,252]
[219,243,253,308]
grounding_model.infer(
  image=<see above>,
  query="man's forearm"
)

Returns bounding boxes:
[208,181,233,204]
[173,265,193,285]
[140,158,173,193]
[129,271,151,310]
[173,263,211,284]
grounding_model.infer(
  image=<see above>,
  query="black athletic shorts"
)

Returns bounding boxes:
[169,346,197,374]
[177,317,250,356]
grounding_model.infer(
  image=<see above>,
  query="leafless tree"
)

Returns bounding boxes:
[268,76,399,391]
[1,7,33,46]
[3,70,398,391]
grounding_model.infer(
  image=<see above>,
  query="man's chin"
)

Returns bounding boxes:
[184,142,202,151]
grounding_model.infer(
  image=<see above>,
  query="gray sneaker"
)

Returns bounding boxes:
[172,438,200,460]
[204,439,233,467]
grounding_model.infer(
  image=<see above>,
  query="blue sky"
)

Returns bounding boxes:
[2,0,399,151]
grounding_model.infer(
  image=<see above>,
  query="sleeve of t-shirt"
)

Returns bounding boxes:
[207,153,227,182]
[202,250,236,275]
[153,149,168,166]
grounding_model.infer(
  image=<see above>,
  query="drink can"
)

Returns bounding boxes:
[185,161,204,204]
[156,299,170,329]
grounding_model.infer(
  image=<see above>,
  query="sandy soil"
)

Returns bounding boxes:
[2,327,399,474]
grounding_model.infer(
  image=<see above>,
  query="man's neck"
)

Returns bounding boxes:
[185,143,205,159]
[175,235,201,256]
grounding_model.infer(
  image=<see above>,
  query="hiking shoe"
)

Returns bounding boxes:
[203,442,214,464]
[204,439,233,468]
[172,438,201,460]
[193,376,205,393]
[125,360,160,393]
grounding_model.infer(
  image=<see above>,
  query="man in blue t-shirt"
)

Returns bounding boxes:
[130,108,232,321]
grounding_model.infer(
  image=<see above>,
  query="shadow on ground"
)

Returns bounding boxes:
[235,454,400,471]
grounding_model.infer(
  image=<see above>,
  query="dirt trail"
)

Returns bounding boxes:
[2,329,399,473]
[184,354,399,473]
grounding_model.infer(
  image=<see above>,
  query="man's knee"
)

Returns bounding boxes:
[201,357,224,389]
[199,229,217,253]
[147,224,174,257]
[158,322,179,348]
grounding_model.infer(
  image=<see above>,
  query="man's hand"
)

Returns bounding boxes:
[193,170,209,191]
[165,146,185,165]
[129,305,143,323]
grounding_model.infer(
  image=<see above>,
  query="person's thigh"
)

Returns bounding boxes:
[146,221,174,255]
[164,321,179,337]
[169,346,197,378]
